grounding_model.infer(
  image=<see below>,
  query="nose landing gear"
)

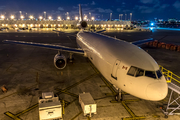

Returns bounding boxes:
[115,89,123,101]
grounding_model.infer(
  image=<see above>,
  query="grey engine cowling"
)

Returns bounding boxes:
[54,53,66,69]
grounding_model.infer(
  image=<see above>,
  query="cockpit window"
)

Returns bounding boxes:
[127,66,137,76]
[135,69,144,77]
[127,66,163,79]
[156,70,162,78]
[145,71,156,79]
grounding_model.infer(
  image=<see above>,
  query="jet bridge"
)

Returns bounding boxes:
[159,65,180,118]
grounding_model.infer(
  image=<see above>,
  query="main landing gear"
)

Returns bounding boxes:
[67,53,74,63]
[115,88,123,102]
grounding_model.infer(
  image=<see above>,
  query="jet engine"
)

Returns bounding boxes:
[54,53,66,69]
[77,21,87,29]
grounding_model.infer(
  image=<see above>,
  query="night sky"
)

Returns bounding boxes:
[0,0,180,20]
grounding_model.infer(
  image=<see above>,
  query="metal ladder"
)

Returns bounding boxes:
[159,65,180,118]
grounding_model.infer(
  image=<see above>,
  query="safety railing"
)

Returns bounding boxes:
[159,65,180,84]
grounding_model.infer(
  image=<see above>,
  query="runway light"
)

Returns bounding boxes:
[11,15,14,19]
[91,17,94,21]
[67,16,70,20]
[151,23,154,26]
[48,16,52,20]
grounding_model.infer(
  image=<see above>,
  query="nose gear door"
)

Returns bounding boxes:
[111,60,121,80]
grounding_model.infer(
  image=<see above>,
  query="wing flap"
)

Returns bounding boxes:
[3,40,84,54]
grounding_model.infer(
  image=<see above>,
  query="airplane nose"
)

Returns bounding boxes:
[146,82,168,101]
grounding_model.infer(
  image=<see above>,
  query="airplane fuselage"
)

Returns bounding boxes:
[76,31,168,101]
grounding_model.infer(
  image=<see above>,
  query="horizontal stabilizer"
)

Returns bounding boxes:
[131,38,154,45]
[2,40,84,54]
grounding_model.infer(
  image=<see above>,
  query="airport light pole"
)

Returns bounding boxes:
[21,15,24,20]
[66,12,69,20]
[75,16,78,21]
[119,14,120,21]
[130,13,132,21]
[125,14,127,21]
[10,15,14,20]
[89,12,91,20]
[58,16,61,21]
[48,16,52,21]
[19,11,22,19]
[120,14,123,21]
[44,11,46,20]
[67,16,70,20]
[39,16,43,20]
[110,13,112,21]
[29,15,34,20]
[1,15,5,20]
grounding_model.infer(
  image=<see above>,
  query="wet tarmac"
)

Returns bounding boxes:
[0,29,180,120]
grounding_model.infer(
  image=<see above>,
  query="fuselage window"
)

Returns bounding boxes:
[127,66,137,76]
[156,70,162,78]
[145,71,156,79]
[135,69,144,77]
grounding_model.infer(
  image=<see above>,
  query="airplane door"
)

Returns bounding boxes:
[111,60,121,80]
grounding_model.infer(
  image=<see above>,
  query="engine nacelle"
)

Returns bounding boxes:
[77,21,87,29]
[54,54,66,69]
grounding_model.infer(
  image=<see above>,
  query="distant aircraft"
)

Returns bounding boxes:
[17,27,29,32]
[3,4,168,101]
[0,27,8,31]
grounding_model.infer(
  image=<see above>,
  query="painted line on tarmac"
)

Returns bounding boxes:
[5,64,13,72]
[4,103,38,120]
[0,84,37,100]
[55,88,78,98]
[121,101,145,120]
[4,111,22,120]
[56,73,97,95]
[71,111,83,120]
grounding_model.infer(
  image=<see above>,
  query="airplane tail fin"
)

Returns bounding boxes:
[79,4,83,21]
[77,4,87,29]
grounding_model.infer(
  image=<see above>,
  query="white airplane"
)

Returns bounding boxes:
[3,5,168,101]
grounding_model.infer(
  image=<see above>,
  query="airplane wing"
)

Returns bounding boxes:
[96,30,106,33]
[53,30,77,37]
[131,38,154,46]
[2,40,84,54]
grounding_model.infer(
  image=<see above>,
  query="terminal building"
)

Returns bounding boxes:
[0,20,132,30]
